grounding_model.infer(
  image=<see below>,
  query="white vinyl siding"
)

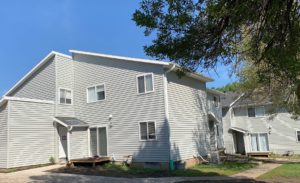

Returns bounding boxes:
[73,54,168,162]
[59,88,72,105]
[139,121,156,141]
[87,84,106,103]
[137,73,154,94]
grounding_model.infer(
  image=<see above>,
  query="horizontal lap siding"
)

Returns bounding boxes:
[232,107,300,154]
[167,72,209,161]
[70,128,88,159]
[73,55,169,162]
[8,101,55,168]
[0,103,8,168]
[55,55,75,117]
[9,57,56,101]
[222,109,235,154]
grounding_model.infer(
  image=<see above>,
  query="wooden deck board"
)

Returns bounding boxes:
[70,157,112,167]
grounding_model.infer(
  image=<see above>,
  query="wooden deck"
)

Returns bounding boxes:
[247,152,271,157]
[70,157,112,167]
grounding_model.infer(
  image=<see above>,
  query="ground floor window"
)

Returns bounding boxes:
[139,121,156,141]
[251,133,269,152]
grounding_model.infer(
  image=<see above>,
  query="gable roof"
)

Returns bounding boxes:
[4,51,71,97]
[70,50,213,82]
[220,91,242,107]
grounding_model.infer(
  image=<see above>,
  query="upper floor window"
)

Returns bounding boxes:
[248,106,265,117]
[59,88,72,105]
[137,73,154,94]
[213,96,220,107]
[297,131,300,142]
[139,121,156,141]
[87,84,105,103]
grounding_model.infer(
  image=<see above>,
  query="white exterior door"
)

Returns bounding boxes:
[58,126,68,158]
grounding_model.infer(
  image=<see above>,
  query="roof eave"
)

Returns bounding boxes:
[207,89,225,96]
[69,50,170,66]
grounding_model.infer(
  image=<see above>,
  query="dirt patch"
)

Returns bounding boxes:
[48,166,172,178]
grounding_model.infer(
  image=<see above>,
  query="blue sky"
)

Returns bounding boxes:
[0,0,236,96]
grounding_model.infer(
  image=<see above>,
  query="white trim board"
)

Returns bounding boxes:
[3,96,54,104]
[70,50,170,66]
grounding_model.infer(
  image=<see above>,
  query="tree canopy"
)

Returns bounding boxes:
[133,0,300,115]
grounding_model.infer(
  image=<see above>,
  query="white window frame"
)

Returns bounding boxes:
[247,106,265,118]
[58,88,73,105]
[136,73,155,94]
[86,83,106,103]
[296,130,300,143]
[138,121,157,141]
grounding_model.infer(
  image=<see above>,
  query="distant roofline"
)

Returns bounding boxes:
[207,89,225,96]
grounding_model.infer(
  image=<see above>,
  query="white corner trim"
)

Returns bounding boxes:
[4,51,71,96]
[69,50,170,66]
[3,96,54,104]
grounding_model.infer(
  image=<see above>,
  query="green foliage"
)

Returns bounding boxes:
[259,164,300,179]
[49,156,56,164]
[133,0,300,74]
[103,162,256,177]
[133,0,300,114]
[214,82,241,92]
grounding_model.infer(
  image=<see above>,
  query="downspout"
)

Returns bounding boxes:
[163,63,175,170]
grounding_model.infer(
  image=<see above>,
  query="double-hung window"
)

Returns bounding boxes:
[297,131,300,142]
[137,73,154,94]
[139,121,156,141]
[248,106,265,117]
[59,88,72,105]
[87,84,106,103]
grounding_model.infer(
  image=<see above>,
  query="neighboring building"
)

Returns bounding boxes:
[0,50,223,169]
[222,92,300,156]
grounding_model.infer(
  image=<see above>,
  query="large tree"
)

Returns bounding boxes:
[133,0,300,114]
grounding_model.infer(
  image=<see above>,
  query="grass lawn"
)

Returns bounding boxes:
[258,163,300,179]
[50,162,257,178]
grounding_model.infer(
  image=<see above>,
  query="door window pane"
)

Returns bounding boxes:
[251,134,259,151]
[259,133,269,151]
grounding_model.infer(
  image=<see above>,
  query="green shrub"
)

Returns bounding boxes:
[49,156,56,164]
